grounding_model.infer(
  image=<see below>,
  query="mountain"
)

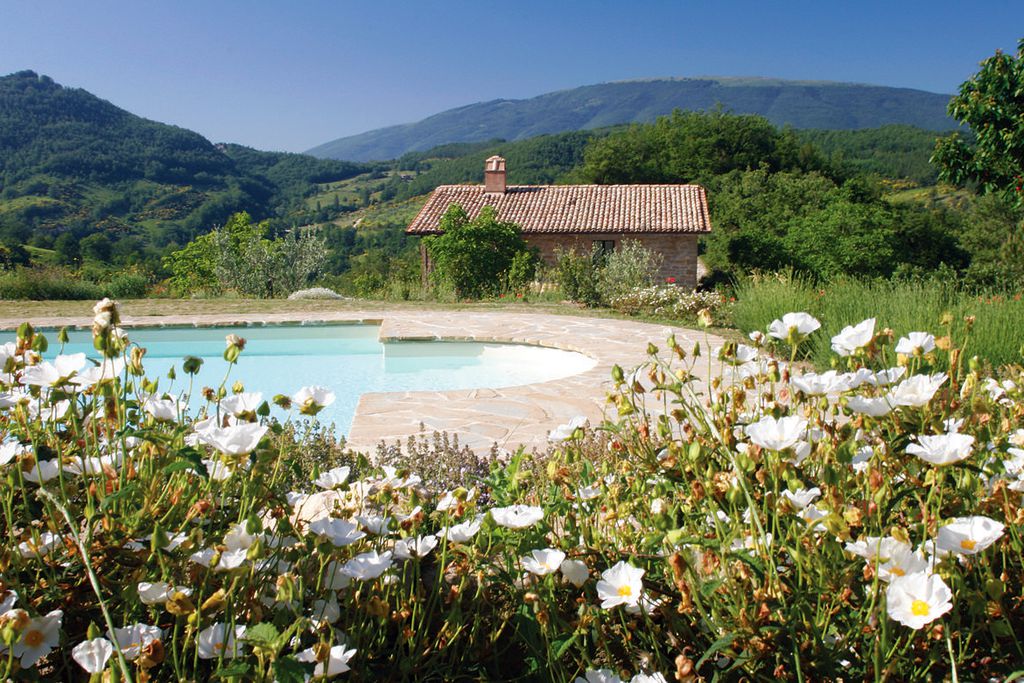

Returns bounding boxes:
[0,70,367,253]
[307,77,956,161]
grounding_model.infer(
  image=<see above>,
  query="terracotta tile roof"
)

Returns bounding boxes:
[405,184,712,235]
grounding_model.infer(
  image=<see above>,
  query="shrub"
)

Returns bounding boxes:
[287,287,344,300]
[554,245,602,306]
[103,271,150,298]
[608,284,725,321]
[595,240,663,303]
[425,204,532,299]
[0,266,104,300]
[3,299,1023,681]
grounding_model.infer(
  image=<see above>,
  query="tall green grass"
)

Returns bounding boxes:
[733,272,1024,368]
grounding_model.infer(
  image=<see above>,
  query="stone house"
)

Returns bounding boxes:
[405,156,712,288]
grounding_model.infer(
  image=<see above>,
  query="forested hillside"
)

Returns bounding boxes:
[307,77,956,161]
[0,71,369,271]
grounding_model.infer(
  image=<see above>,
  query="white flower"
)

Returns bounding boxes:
[576,670,622,683]
[310,594,341,626]
[292,385,336,415]
[863,366,906,387]
[223,521,263,552]
[906,433,975,466]
[781,487,821,510]
[220,392,263,417]
[889,373,947,408]
[830,318,875,356]
[596,561,644,609]
[790,371,853,397]
[490,505,544,529]
[379,465,422,489]
[309,518,366,547]
[202,458,238,482]
[437,486,476,511]
[342,550,394,581]
[845,536,911,562]
[560,559,590,587]
[137,582,192,605]
[110,623,161,661]
[767,312,821,341]
[886,572,952,629]
[296,644,357,678]
[72,637,113,673]
[942,417,965,433]
[577,484,602,500]
[198,423,268,455]
[846,395,893,417]
[895,332,936,356]
[549,415,587,442]
[744,415,807,451]
[877,547,929,582]
[356,514,392,535]
[12,609,62,667]
[212,548,249,572]
[314,466,351,490]
[20,353,87,387]
[439,517,483,543]
[72,358,127,387]
[0,440,26,467]
[631,673,668,683]
[197,623,246,659]
[0,588,16,612]
[393,535,439,560]
[143,396,185,421]
[521,548,566,576]
[935,516,1005,555]
[18,531,61,558]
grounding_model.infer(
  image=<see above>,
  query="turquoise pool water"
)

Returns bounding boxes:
[53,324,596,434]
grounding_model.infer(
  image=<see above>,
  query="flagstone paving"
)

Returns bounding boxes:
[0,310,724,455]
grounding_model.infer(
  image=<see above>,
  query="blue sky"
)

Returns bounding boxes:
[1,1,1020,152]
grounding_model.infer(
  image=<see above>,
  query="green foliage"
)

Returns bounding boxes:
[732,271,1024,368]
[579,109,829,185]
[164,212,326,297]
[425,204,531,298]
[796,124,944,184]
[595,240,663,303]
[554,246,602,306]
[958,194,1024,290]
[933,38,1024,204]
[705,168,967,280]
[0,266,104,299]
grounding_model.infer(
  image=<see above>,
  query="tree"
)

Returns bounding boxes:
[79,233,113,263]
[425,204,535,298]
[933,38,1024,204]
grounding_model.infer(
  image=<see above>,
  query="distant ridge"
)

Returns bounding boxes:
[307,77,955,161]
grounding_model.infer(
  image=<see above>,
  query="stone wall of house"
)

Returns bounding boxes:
[524,233,701,289]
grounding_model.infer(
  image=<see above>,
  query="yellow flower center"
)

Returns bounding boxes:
[890,567,905,577]
[910,600,930,617]
[24,629,44,648]
[960,539,977,551]
[214,642,225,652]
[617,585,633,597]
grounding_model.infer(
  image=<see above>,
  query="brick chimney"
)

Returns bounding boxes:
[484,155,506,194]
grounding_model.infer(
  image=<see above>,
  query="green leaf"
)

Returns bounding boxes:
[694,632,737,670]
[212,661,252,679]
[243,622,281,649]
[273,657,315,683]
[100,483,140,511]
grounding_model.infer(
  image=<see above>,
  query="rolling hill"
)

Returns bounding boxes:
[306,77,956,161]
[0,70,368,251]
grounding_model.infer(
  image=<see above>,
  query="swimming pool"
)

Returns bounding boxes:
[54,324,596,434]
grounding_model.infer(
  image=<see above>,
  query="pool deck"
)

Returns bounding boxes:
[0,310,724,455]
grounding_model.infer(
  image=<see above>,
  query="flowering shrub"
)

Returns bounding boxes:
[1,299,1023,681]
[608,284,725,321]
[287,288,345,300]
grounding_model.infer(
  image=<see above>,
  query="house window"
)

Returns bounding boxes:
[593,240,615,257]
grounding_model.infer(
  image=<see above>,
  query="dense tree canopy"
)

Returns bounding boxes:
[933,38,1024,204]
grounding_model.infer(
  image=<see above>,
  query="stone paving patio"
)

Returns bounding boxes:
[0,310,724,454]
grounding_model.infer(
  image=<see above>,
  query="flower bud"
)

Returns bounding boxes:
[182,356,203,375]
